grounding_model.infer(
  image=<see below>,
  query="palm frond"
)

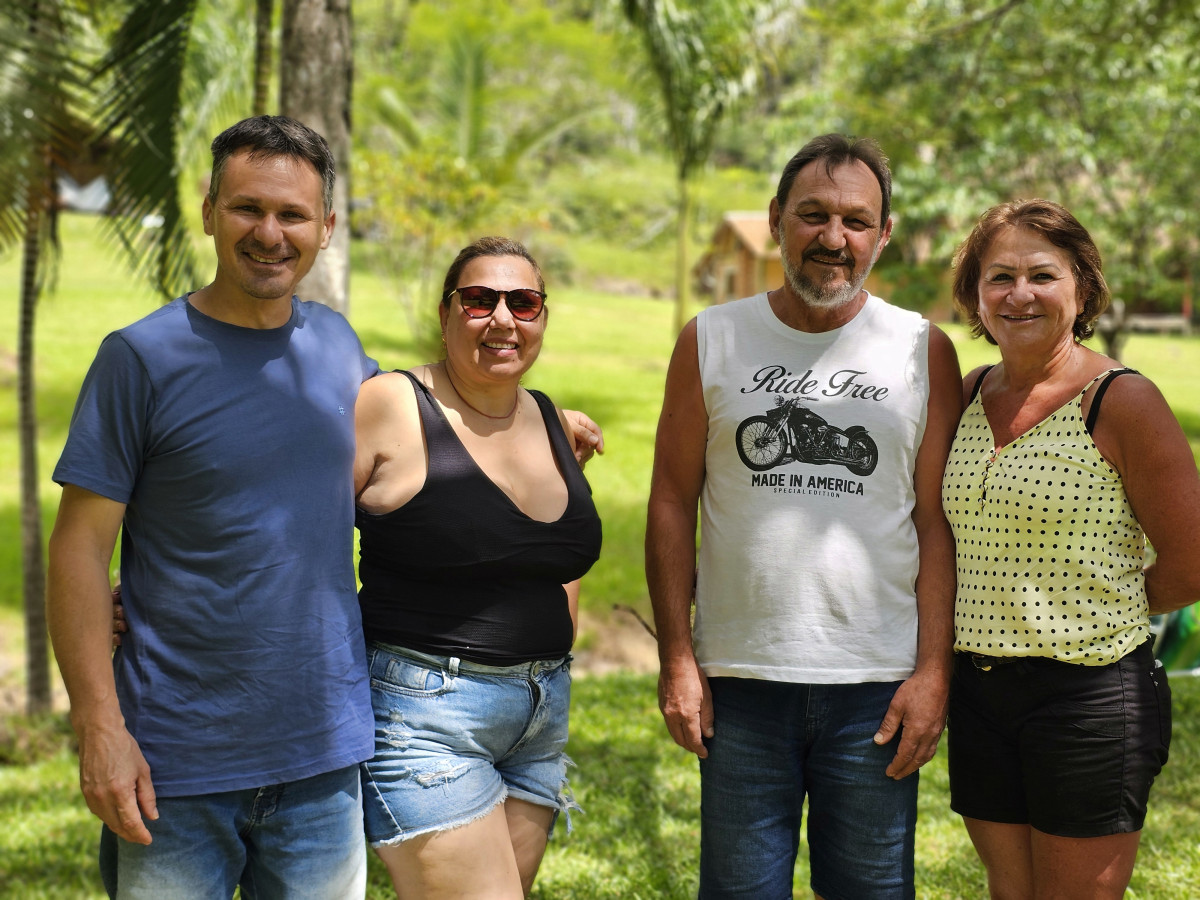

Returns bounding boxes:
[0,0,90,273]
[619,0,760,177]
[93,0,201,299]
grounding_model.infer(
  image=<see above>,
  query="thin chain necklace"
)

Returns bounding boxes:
[441,360,519,420]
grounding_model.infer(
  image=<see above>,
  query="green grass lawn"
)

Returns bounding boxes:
[2,214,1199,896]
[3,672,1199,898]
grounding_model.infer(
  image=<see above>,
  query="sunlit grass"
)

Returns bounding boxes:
[3,673,1197,899]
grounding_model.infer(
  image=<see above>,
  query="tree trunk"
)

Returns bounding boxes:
[673,170,691,337]
[253,0,274,116]
[19,167,52,716]
[280,0,353,314]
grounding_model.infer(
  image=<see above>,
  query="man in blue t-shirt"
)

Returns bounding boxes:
[47,116,376,899]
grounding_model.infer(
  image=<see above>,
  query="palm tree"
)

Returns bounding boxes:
[253,0,274,115]
[0,0,93,715]
[95,0,202,299]
[1,0,201,714]
[620,0,762,335]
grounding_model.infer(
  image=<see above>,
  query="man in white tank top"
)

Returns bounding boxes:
[646,134,962,899]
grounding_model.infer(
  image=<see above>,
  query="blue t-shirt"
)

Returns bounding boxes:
[54,296,378,796]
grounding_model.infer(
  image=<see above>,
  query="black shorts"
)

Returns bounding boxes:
[947,639,1171,837]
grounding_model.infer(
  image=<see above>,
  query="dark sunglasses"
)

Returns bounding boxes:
[444,285,547,321]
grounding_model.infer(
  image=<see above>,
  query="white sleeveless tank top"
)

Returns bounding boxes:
[694,292,930,683]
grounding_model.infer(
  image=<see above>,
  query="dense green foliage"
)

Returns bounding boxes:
[346,0,1200,318]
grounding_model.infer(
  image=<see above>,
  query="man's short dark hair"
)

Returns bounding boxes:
[209,115,335,216]
[775,134,892,225]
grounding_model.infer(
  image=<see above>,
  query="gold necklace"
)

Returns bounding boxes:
[441,361,519,420]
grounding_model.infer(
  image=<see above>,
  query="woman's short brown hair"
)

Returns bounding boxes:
[952,199,1110,344]
[440,237,545,306]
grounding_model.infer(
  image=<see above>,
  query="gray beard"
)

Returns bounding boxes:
[786,269,864,309]
[781,243,872,309]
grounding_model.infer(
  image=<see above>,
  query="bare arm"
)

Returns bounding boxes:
[564,580,581,644]
[353,374,391,497]
[47,485,156,844]
[1092,375,1200,615]
[875,325,962,779]
[354,371,427,511]
[645,318,712,757]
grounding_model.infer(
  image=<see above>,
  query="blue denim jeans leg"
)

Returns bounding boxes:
[698,678,917,900]
[99,763,366,899]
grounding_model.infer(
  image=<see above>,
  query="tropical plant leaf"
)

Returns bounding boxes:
[93,0,201,299]
[0,0,91,275]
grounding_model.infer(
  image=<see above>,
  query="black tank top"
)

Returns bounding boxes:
[356,371,602,664]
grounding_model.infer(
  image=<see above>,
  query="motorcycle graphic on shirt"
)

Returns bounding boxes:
[735,395,878,475]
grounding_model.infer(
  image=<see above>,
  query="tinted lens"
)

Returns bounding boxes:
[457,286,500,317]
[456,286,544,320]
[505,289,545,320]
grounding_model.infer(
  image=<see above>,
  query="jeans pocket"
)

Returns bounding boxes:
[373,651,450,696]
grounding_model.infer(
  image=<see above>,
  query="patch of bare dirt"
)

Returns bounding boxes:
[572,606,661,677]
[0,611,69,717]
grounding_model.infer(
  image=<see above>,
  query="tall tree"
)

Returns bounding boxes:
[0,0,91,714]
[620,0,762,335]
[253,0,274,116]
[2,0,202,714]
[280,0,353,313]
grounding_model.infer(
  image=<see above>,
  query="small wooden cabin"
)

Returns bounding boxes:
[693,212,783,305]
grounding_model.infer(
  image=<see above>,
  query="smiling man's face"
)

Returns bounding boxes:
[771,159,891,310]
[202,150,334,306]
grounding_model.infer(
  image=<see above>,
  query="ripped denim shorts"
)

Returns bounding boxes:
[360,641,579,847]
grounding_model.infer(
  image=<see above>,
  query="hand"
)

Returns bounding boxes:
[873,667,950,779]
[112,586,127,649]
[76,721,158,845]
[657,655,714,758]
[563,409,604,466]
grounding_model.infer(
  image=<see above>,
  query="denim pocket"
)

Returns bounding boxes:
[369,647,451,696]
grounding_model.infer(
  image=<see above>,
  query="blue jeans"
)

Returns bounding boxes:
[699,678,917,900]
[99,764,365,899]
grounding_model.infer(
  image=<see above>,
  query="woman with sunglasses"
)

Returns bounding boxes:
[352,236,602,899]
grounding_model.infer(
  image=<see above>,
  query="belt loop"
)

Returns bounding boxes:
[448,656,460,677]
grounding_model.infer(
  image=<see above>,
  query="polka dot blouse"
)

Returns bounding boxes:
[942,369,1149,665]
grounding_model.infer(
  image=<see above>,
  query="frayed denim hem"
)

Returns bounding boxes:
[368,788,509,849]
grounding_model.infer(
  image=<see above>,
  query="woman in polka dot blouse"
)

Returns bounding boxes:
[940,199,1200,899]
